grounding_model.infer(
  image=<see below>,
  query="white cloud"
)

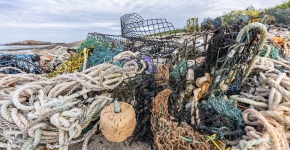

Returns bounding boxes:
[0,21,119,29]
[0,0,284,43]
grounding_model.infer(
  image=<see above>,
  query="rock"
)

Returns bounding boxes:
[5,40,51,45]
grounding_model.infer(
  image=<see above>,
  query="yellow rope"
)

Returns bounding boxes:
[47,48,90,78]
[206,134,222,150]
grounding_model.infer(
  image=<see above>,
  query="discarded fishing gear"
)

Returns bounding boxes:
[201,18,217,31]
[47,49,88,78]
[79,33,126,71]
[207,22,267,96]
[40,46,71,71]
[151,89,212,150]
[0,54,44,74]
[265,8,290,25]
[112,74,161,147]
[120,13,179,59]
[229,54,290,149]
[77,32,129,53]
[193,26,240,80]
[198,95,245,144]
[48,33,127,77]
[171,32,210,64]
[168,58,189,122]
[0,59,146,149]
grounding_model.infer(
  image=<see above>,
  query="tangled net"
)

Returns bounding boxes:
[48,33,127,77]
[0,54,44,74]
[40,46,71,72]
[198,96,245,144]
[151,89,212,150]
[265,8,290,25]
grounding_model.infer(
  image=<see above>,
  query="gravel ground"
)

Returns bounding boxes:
[69,134,152,150]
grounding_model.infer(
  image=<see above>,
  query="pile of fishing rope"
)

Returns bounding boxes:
[1,12,290,150]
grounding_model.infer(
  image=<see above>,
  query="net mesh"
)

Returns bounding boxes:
[0,54,44,74]
[120,13,179,60]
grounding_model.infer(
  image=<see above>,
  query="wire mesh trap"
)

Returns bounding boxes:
[120,13,180,60]
[265,8,290,25]
[207,22,267,96]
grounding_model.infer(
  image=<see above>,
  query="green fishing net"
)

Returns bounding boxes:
[199,95,244,140]
[259,45,279,60]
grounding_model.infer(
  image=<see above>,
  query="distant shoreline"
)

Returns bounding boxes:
[0,40,83,52]
[4,40,52,46]
[0,45,52,51]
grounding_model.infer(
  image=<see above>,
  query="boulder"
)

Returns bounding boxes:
[5,40,51,45]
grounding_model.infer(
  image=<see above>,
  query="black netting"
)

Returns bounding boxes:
[120,13,179,60]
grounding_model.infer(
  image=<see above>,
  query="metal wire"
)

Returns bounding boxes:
[120,13,180,61]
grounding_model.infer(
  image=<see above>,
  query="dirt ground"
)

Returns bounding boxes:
[69,134,152,150]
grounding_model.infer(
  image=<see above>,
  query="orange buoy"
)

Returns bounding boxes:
[100,101,136,142]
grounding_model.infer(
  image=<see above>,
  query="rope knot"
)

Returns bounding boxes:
[50,108,82,138]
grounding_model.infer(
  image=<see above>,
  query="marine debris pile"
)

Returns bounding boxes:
[0,10,290,150]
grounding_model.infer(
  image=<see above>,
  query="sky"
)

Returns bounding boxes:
[0,0,284,43]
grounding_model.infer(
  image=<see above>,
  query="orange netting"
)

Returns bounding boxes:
[155,64,170,86]
[151,89,212,150]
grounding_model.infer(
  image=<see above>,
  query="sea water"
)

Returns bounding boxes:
[0,44,50,54]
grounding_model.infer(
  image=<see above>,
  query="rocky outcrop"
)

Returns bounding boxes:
[5,40,51,45]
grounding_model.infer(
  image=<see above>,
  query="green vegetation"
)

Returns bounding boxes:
[275,0,290,9]
[147,28,184,37]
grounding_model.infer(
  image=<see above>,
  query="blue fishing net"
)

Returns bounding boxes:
[0,54,43,74]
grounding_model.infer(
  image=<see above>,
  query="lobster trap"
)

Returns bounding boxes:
[120,13,180,61]
[266,8,290,25]
[206,22,267,96]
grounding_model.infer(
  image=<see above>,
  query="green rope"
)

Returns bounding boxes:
[80,102,102,127]
[82,42,123,70]
[78,34,124,71]
[170,58,187,79]
[21,138,33,150]
[181,136,202,144]
[76,35,111,53]
[21,128,41,150]
[1,101,14,123]
[259,45,279,60]
[202,95,244,127]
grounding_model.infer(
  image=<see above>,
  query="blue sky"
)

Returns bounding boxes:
[0,0,284,43]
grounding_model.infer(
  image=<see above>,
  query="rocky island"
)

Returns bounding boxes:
[5,40,51,45]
